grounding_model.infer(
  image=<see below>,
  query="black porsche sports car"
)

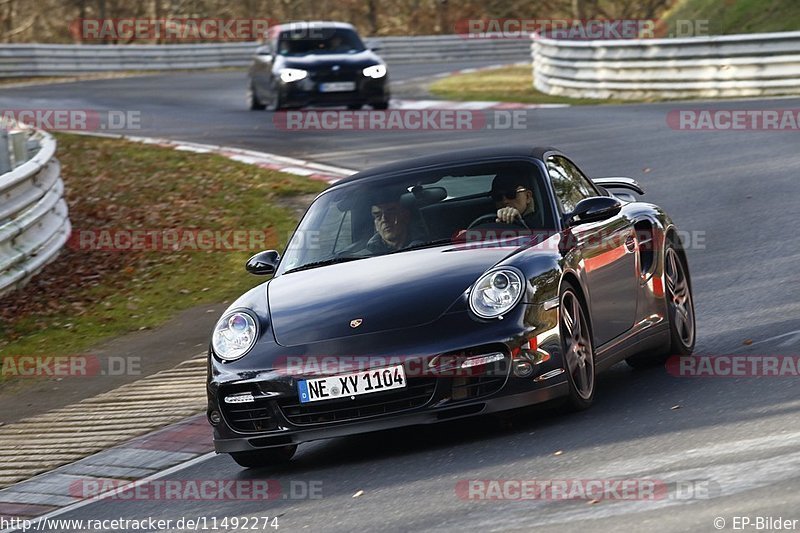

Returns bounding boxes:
[207,146,695,467]
[247,21,390,111]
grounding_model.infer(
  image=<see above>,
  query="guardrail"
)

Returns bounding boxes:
[532,31,800,99]
[0,36,531,78]
[0,121,70,298]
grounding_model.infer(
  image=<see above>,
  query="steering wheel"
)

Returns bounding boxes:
[466,213,528,231]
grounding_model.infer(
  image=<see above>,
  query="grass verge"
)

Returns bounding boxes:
[0,133,326,372]
[428,66,632,105]
[661,0,800,35]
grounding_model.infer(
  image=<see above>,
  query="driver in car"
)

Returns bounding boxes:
[367,200,415,253]
[491,173,537,228]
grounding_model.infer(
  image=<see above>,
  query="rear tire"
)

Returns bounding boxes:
[230,445,297,468]
[626,241,695,369]
[347,103,364,110]
[372,101,389,110]
[559,281,595,411]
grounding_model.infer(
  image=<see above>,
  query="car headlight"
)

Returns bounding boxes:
[362,64,387,79]
[212,311,258,361]
[469,269,525,319]
[279,68,308,83]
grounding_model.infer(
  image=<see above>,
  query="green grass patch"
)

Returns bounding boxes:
[428,66,632,105]
[0,133,326,370]
[661,0,800,35]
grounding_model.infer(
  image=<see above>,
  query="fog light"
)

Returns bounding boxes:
[208,410,221,425]
[513,360,534,377]
[460,352,505,368]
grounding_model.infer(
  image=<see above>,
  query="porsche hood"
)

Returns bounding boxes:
[267,245,513,346]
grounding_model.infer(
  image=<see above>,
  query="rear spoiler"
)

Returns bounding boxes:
[592,177,644,195]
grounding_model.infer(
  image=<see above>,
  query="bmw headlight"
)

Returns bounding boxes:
[212,311,258,361]
[279,68,308,83]
[362,64,387,79]
[469,269,525,319]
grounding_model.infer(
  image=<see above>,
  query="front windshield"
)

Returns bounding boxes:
[276,161,554,275]
[278,28,366,56]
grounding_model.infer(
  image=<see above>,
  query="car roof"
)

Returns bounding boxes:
[273,21,357,33]
[334,145,561,186]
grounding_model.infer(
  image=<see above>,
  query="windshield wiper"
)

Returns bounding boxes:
[389,239,453,254]
[283,256,365,274]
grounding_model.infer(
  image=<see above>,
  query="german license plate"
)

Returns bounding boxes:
[298,365,406,403]
[319,81,356,92]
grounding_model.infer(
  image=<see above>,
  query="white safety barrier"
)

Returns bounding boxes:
[532,30,800,99]
[0,36,531,78]
[0,121,70,297]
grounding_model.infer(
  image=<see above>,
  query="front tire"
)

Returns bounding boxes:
[268,82,285,111]
[372,101,389,110]
[230,445,297,468]
[248,83,266,111]
[559,281,595,411]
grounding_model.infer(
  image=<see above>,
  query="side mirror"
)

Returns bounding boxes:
[246,250,280,275]
[566,197,622,227]
[366,40,382,52]
[255,45,273,56]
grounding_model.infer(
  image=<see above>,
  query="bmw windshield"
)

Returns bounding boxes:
[278,28,367,56]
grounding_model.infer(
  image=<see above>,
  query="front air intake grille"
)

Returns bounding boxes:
[451,375,506,401]
[278,378,436,425]
[219,387,278,433]
[311,67,358,83]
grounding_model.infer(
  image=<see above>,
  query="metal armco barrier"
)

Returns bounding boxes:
[0,122,70,298]
[532,30,800,99]
[0,36,531,78]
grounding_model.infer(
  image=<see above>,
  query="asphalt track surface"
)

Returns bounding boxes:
[2,61,800,532]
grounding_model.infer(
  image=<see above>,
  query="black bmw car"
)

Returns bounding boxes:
[247,21,390,111]
[207,146,695,467]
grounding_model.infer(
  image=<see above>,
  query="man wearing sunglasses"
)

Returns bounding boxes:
[490,173,537,228]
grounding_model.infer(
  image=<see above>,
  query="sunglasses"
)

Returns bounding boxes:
[491,186,528,203]
[371,207,403,220]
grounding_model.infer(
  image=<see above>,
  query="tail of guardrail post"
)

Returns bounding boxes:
[0,130,10,173]
[9,130,28,167]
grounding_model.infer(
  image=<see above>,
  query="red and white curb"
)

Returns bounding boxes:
[64,131,357,184]
[0,414,213,525]
[0,354,212,517]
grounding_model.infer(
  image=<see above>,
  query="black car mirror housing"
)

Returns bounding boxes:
[566,196,623,227]
[246,250,281,275]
